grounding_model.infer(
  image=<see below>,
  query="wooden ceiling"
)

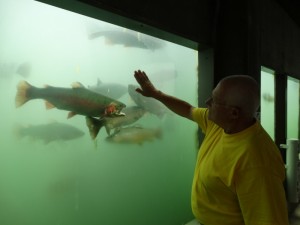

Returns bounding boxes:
[275,0,300,28]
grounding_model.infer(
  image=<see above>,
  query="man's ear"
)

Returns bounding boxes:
[231,107,240,119]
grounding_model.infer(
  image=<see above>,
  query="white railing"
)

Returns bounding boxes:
[281,139,300,203]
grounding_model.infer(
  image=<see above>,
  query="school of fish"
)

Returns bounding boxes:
[12,28,172,144]
[14,77,171,144]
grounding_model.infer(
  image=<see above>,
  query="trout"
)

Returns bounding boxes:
[13,122,84,144]
[106,125,162,145]
[15,80,126,119]
[86,106,146,139]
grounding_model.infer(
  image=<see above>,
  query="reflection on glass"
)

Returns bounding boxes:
[287,76,300,139]
[260,67,275,140]
[0,0,198,225]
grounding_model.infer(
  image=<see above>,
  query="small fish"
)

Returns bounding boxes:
[106,125,162,145]
[88,78,127,99]
[13,122,84,144]
[86,106,146,139]
[128,84,169,118]
[15,80,126,119]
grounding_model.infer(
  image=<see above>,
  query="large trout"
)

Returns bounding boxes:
[15,80,126,119]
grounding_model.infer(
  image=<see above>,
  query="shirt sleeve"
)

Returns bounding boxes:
[192,107,209,134]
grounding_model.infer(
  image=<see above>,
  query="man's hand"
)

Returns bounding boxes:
[134,70,158,97]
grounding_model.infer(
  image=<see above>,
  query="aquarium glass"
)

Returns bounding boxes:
[287,76,299,139]
[0,0,198,225]
[260,67,275,140]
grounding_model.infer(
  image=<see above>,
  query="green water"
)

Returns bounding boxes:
[0,0,198,224]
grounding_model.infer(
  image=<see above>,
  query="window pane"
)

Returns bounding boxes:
[260,67,275,140]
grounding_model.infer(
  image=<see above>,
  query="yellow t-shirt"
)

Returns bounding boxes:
[191,108,288,225]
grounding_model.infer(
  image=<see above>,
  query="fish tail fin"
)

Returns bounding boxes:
[15,80,32,108]
[85,117,105,140]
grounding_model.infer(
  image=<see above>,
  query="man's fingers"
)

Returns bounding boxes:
[134,70,148,82]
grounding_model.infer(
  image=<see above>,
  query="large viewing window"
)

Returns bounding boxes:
[0,1,198,225]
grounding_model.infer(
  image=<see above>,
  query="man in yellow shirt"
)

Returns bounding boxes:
[133,70,289,225]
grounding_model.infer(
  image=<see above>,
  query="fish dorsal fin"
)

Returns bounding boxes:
[72,82,85,89]
[67,111,77,119]
[44,84,53,88]
[45,101,55,109]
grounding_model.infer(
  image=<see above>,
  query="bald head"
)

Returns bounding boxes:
[217,75,260,118]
